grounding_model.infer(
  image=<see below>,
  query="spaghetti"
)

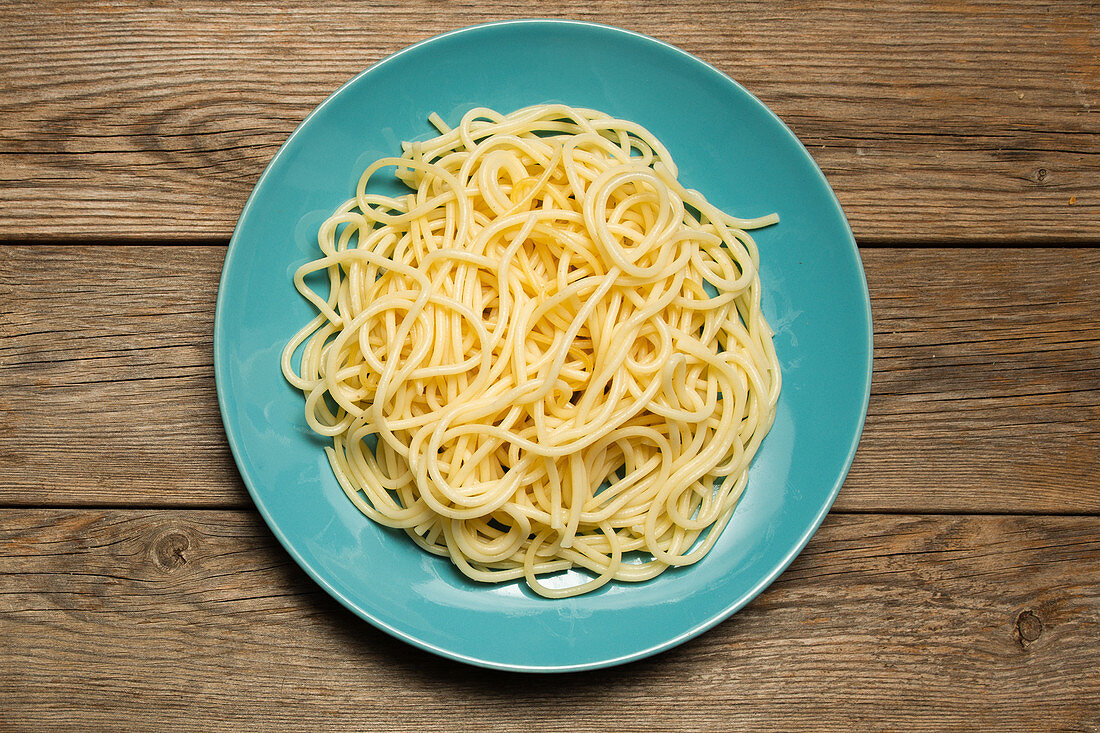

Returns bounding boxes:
[281,104,781,598]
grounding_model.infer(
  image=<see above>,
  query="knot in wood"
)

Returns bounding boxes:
[1014,609,1043,646]
[151,530,191,572]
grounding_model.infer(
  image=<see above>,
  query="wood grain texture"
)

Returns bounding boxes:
[850,246,1100,514]
[0,509,1097,731]
[0,245,239,505]
[0,0,1097,243]
[0,245,1096,513]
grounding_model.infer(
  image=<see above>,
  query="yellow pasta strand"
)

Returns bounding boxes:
[281,104,781,598]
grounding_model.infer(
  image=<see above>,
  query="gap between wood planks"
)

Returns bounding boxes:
[3,238,1100,248]
[0,504,1099,518]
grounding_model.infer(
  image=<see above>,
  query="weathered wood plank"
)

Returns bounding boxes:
[0,246,1096,512]
[0,246,240,505]
[0,510,1096,730]
[0,0,1096,243]
[849,246,1100,514]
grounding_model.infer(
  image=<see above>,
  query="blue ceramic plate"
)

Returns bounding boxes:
[215,20,872,672]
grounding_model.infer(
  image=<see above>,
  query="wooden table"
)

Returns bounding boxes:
[2,2,1097,730]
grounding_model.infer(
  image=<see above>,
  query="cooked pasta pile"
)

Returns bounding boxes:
[281,104,781,598]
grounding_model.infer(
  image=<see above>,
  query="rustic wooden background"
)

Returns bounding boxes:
[1,1,1097,730]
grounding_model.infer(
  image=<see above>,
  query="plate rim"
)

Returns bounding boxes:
[214,18,873,673]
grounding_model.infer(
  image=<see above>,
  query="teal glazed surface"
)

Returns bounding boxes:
[214,20,873,672]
